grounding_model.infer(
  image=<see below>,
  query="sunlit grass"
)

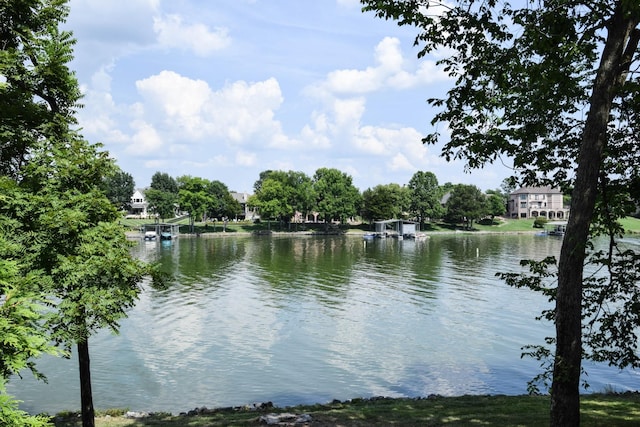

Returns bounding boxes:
[119,216,640,236]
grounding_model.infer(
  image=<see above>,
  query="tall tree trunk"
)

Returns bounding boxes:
[550,5,638,426]
[78,339,95,427]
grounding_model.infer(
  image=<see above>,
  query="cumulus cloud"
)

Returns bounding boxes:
[309,37,448,97]
[66,1,495,193]
[126,120,164,155]
[136,70,212,138]
[153,14,231,56]
[389,153,415,171]
[132,71,288,147]
[208,78,285,144]
[353,126,423,157]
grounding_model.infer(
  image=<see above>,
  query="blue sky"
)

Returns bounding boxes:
[65,0,510,193]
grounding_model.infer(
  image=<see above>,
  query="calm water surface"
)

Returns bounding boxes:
[10,234,639,414]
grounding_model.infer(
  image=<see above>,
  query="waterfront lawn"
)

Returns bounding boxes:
[52,393,640,426]
[119,216,640,235]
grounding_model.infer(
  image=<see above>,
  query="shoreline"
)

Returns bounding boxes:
[51,392,640,426]
[126,229,543,239]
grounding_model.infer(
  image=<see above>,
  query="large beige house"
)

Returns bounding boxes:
[507,186,569,219]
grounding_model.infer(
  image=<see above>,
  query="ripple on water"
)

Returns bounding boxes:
[9,235,638,414]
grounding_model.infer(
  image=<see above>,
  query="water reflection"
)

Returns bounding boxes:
[9,234,638,415]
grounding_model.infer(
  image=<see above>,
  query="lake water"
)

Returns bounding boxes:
[9,234,639,414]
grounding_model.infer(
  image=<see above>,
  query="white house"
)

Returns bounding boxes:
[128,188,149,218]
[507,186,569,219]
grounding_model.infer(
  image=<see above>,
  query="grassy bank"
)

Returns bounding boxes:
[52,393,640,426]
[120,216,640,235]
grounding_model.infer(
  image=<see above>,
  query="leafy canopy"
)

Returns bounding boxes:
[361,1,640,424]
[407,171,443,223]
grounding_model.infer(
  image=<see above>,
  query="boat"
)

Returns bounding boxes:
[543,221,567,237]
[144,231,157,241]
[141,223,180,241]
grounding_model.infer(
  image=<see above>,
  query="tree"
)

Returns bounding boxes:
[0,0,81,181]
[15,138,150,427]
[485,190,506,222]
[150,171,178,193]
[283,171,316,226]
[253,169,274,193]
[500,178,517,197]
[0,216,54,381]
[251,178,291,222]
[0,383,51,427]
[445,184,487,229]
[177,175,211,232]
[101,167,135,212]
[1,2,151,426]
[361,183,410,223]
[251,170,315,226]
[361,1,640,425]
[313,168,361,225]
[0,210,57,427]
[206,180,241,221]
[146,172,178,221]
[407,171,444,225]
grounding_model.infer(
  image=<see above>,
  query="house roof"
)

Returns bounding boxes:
[230,192,249,203]
[510,186,562,195]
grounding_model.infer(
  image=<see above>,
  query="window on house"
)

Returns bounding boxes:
[520,202,527,208]
[520,194,527,200]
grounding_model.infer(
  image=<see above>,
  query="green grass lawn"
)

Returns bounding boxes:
[120,216,640,236]
[52,393,640,426]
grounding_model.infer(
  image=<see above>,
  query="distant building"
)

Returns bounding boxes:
[128,188,149,218]
[507,187,569,219]
[230,192,258,220]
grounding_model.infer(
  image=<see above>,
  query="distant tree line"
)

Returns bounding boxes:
[106,167,514,230]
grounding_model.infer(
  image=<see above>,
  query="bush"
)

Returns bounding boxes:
[533,217,548,228]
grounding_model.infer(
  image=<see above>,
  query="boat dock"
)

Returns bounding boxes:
[141,223,180,241]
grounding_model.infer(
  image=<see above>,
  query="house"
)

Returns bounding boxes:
[128,188,149,218]
[507,187,569,219]
[230,192,259,221]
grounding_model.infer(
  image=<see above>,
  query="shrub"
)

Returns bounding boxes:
[533,217,548,228]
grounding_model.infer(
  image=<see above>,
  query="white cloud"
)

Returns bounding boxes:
[353,126,388,155]
[132,72,288,147]
[65,1,507,193]
[126,120,164,155]
[325,67,382,94]
[389,153,415,171]
[208,78,285,144]
[136,70,211,138]
[310,37,448,97]
[236,151,257,166]
[374,37,404,73]
[353,125,429,165]
[153,14,231,56]
[332,98,366,131]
